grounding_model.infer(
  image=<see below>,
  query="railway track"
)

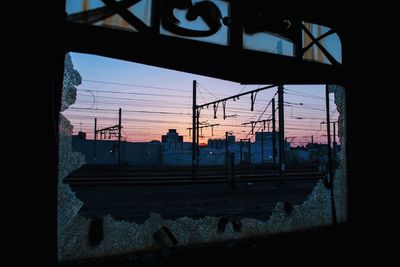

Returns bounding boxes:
[64,170,324,186]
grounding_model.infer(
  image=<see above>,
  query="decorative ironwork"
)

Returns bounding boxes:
[301,23,340,65]
[66,0,342,65]
[160,0,223,37]
[67,0,150,32]
[242,5,298,43]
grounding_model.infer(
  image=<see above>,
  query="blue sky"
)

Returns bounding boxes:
[62,52,339,146]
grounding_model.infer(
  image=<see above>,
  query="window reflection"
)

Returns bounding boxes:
[66,0,153,32]
[243,31,294,57]
[302,22,342,65]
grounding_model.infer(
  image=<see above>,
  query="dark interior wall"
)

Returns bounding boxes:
[47,0,371,263]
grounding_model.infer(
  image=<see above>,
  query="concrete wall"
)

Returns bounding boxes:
[123,142,162,166]
[287,149,311,163]
[162,150,192,165]
[72,139,162,166]
[198,147,225,165]
[72,137,314,167]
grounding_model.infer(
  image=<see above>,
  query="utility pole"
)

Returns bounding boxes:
[227,152,235,189]
[333,121,337,164]
[325,85,337,225]
[192,83,278,170]
[94,114,121,165]
[261,129,264,166]
[239,139,251,167]
[249,138,251,165]
[192,80,197,177]
[311,135,314,170]
[225,131,228,170]
[240,139,242,166]
[94,118,97,163]
[196,109,200,169]
[272,98,276,169]
[118,108,121,166]
[278,85,286,186]
[321,121,338,166]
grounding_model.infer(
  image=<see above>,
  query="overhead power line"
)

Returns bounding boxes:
[67,107,191,116]
[83,79,190,93]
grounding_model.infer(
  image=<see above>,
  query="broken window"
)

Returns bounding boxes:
[58,52,347,262]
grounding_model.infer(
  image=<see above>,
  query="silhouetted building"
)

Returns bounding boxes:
[72,132,162,165]
[255,131,278,144]
[208,135,235,149]
[73,131,86,141]
[161,129,185,150]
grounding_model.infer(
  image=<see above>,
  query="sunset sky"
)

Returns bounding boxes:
[61,52,339,147]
